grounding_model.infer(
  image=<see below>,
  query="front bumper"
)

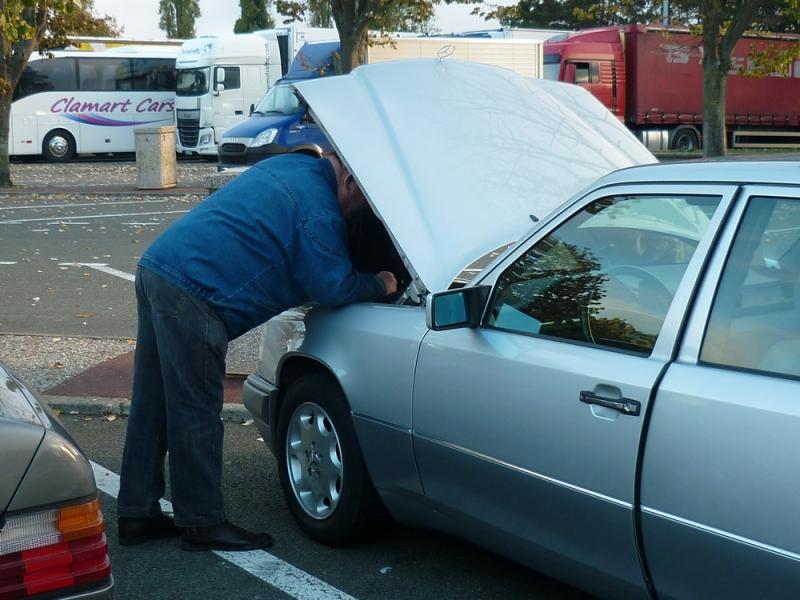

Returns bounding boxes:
[242,374,280,452]
[217,142,289,168]
[177,126,217,156]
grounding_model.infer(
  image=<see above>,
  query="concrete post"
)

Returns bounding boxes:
[135,125,177,189]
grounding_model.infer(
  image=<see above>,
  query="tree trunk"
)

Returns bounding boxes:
[702,61,727,157]
[701,18,727,159]
[337,31,367,74]
[0,92,12,188]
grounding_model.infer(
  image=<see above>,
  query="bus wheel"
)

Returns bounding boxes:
[42,130,76,162]
[670,127,700,152]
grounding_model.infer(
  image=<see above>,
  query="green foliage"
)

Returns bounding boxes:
[234,0,275,33]
[307,0,332,27]
[0,0,83,187]
[49,0,122,38]
[158,0,201,38]
[276,0,439,72]
[483,0,799,32]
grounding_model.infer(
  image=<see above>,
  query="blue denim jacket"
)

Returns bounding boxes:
[140,154,386,339]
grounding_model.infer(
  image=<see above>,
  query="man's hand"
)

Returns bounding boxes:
[377,271,398,295]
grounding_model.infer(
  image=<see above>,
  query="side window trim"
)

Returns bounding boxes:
[677,185,800,364]
[474,183,740,362]
[684,186,800,377]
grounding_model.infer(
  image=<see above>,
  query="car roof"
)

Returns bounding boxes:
[595,160,800,188]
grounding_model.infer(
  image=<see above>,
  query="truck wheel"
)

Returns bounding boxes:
[276,373,387,546]
[670,127,700,152]
[42,130,76,162]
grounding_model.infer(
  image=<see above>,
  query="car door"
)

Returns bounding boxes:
[412,185,734,598]
[641,186,800,600]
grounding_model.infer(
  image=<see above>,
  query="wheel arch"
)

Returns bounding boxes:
[42,127,78,161]
[272,353,350,441]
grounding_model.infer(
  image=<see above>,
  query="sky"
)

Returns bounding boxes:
[92,1,508,40]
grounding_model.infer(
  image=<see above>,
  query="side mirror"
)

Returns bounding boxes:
[215,67,226,84]
[249,103,255,115]
[215,83,225,94]
[426,285,491,331]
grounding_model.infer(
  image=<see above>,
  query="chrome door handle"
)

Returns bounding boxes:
[580,391,641,416]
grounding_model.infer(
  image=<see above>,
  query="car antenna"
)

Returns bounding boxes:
[529,214,539,223]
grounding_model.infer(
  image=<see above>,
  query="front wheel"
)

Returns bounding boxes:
[276,373,387,545]
[42,129,76,162]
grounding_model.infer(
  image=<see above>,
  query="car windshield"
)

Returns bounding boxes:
[254,84,303,115]
[176,67,210,96]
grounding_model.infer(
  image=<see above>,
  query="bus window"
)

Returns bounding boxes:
[130,58,176,91]
[14,57,77,100]
[78,57,132,91]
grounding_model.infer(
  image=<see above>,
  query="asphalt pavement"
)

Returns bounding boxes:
[67,415,589,600]
[0,159,590,600]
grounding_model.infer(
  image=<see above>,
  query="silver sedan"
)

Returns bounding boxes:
[245,60,800,599]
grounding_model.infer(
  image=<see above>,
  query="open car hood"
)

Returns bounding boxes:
[294,59,655,293]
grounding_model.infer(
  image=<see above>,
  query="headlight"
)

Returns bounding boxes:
[251,128,278,148]
[199,133,212,146]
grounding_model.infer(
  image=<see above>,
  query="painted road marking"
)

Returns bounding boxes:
[0,209,189,224]
[90,462,357,600]
[0,199,174,211]
[0,261,18,265]
[59,262,135,282]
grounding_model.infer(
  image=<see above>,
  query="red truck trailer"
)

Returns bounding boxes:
[543,24,800,150]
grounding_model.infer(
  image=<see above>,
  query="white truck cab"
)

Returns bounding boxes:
[175,33,283,157]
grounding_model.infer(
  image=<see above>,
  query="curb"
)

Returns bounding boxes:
[42,395,251,422]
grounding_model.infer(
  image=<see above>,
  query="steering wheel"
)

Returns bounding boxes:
[605,265,673,313]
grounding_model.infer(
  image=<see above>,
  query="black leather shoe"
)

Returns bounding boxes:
[118,514,182,546]
[181,520,274,552]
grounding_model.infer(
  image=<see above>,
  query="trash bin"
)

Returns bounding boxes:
[135,125,177,189]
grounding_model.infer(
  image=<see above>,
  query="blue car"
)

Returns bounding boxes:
[217,41,338,170]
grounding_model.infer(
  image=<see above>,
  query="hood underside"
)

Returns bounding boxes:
[295,59,655,293]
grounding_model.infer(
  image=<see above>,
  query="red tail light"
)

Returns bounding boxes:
[0,498,111,599]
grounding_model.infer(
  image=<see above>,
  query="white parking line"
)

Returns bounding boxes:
[0,261,18,265]
[0,210,189,224]
[0,199,173,211]
[90,462,356,600]
[58,262,135,282]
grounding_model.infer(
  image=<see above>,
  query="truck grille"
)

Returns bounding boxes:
[220,143,246,154]
[177,119,200,147]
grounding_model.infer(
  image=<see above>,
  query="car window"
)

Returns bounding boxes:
[701,196,800,378]
[485,194,721,355]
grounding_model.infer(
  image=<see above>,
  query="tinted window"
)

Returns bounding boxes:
[78,57,132,91]
[571,61,600,84]
[14,57,77,100]
[701,197,800,377]
[486,195,720,355]
[176,67,209,96]
[216,66,240,90]
[130,58,175,91]
[543,53,561,81]
[573,62,590,84]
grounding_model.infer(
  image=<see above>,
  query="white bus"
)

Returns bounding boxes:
[10,48,177,161]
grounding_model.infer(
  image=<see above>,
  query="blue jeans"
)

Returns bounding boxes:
[118,266,228,527]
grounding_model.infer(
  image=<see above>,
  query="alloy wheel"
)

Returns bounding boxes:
[285,401,343,520]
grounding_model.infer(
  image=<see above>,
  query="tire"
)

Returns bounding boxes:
[276,373,387,545]
[670,127,700,152]
[42,129,76,162]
